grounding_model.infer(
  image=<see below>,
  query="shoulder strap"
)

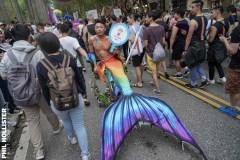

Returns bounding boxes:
[7,50,18,63]
[40,58,58,78]
[131,26,137,34]
[149,27,158,44]
[24,48,39,63]
[62,54,70,68]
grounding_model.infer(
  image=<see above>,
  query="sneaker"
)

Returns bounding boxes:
[68,136,78,144]
[36,149,44,160]
[199,80,208,89]
[53,120,63,134]
[216,77,226,84]
[183,69,190,77]
[172,74,183,78]
[82,154,91,160]
[165,72,170,79]
[83,68,86,72]
[185,83,198,89]
[209,79,215,84]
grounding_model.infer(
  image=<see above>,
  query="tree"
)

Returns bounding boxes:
[10,0,23,23]
[0,0,10,23]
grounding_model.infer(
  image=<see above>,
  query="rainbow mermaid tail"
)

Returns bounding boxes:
[99,56,206,160]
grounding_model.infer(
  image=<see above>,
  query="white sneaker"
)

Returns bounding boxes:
[36,149,44,160]
[82,154,91,160]
[53,120,63,134]
[209,79,215,84]
[217,77,226,84]
[68,136,78,144]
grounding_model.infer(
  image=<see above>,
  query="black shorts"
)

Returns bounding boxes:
[132,51,145,67]
[172,49,183,60]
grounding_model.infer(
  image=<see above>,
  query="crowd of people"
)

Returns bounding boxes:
[0,0,240,159]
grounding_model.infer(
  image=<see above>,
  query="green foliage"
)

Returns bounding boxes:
[50,0,112,17]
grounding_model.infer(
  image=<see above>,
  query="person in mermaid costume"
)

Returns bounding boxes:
[86,20,207,160]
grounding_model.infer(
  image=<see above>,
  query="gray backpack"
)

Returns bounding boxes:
[7,49,40,106]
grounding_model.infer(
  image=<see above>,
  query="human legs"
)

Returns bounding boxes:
[208,61,215,80]
[215,62,225,78]
[0,79,16,113]
[225,69,240,111]
[196,64,207,82]
[78,67,90,105]
[23,104,43,153]
[38,94,59,131]
[69,95,89,157]
[189,65,198,86]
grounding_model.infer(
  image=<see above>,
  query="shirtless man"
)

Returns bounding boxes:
[87,20,129,89]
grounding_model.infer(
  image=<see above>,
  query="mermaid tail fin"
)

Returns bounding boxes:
[101,93,206,160]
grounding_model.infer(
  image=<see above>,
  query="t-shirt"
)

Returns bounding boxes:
[229,24,240,69]
[143,25,165,57]
[155,20,168,33]
[59,36,82,67]
[129,24,143,41]
[78,24,84,36]
[206,19,216,30]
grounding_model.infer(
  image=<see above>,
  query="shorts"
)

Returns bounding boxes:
[147,54,162,70]
[225,68,240,95]
[132,50,145,67]
[172,50,183,60]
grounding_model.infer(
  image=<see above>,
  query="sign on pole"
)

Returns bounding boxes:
[113,9,122,18]
[87,9,98,19]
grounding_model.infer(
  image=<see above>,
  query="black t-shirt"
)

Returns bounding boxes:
[155,20,168,33]
[173,19,188,49]
[229,24,240,69]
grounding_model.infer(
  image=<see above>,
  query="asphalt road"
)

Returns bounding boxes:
[24,60,240,160]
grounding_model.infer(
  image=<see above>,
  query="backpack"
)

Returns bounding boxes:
[149,28,165,62]
[7,49,40,106]
[128,26,143,56]
[40,54,79,111]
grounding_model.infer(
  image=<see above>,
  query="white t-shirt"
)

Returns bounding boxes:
[206,19,216,36]
[52,28,61,38]
[59,36,82,67]
[78,24,84,36]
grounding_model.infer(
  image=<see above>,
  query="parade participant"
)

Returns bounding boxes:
[220,23,240,116]
[170,8,189,78]
[83,13,96,49]
[227,5,238,36]
[87,19,206,160]
[37,32,91,160]
[143,11,166,94]
[59,23,90,106]
[207,6,229,84]
[183,0,208,89]
[127,13,144,88]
